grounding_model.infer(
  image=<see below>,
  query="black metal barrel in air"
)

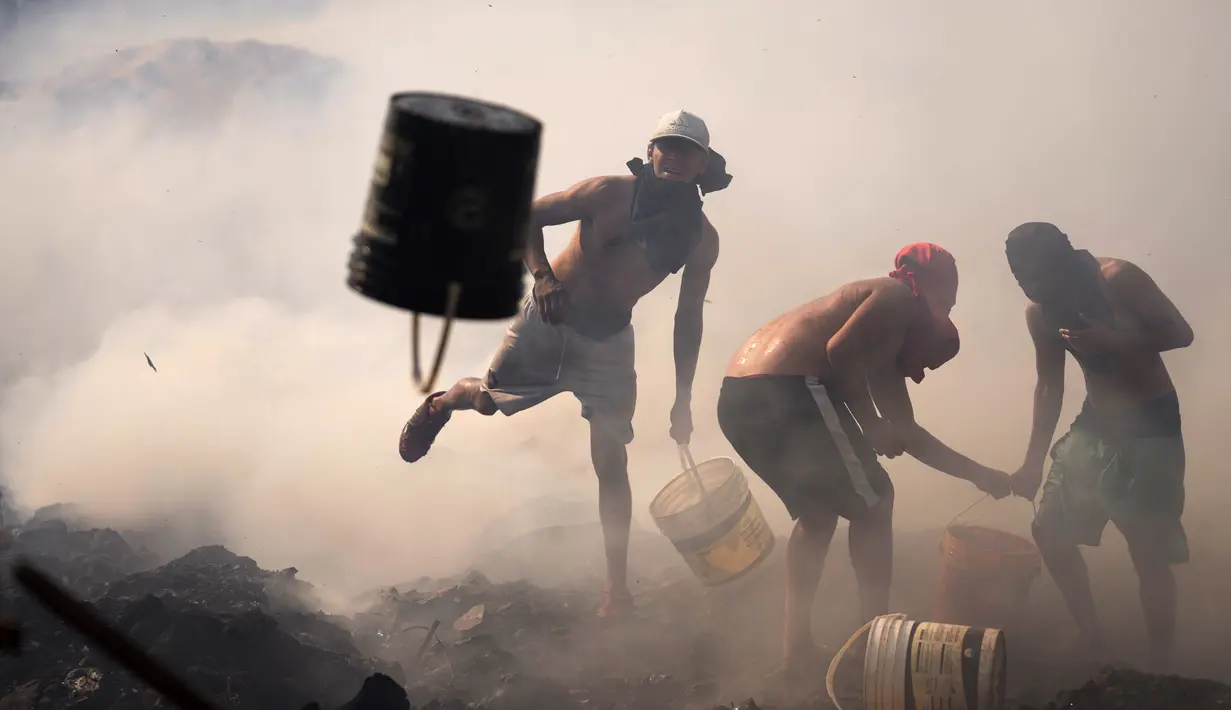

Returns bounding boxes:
[347,92,543,319]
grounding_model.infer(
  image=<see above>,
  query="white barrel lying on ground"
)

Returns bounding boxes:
[829,613,1007,710]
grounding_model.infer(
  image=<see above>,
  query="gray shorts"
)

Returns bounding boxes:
[1035,425,1188,564]
[481,296,637,444]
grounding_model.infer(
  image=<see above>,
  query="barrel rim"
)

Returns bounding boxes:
[864,614,915,710]
[865,616,1009,710]
[943,523,1041,559]
[648,456,742,521]
[389,91,543,132]
[978,627,1009,708]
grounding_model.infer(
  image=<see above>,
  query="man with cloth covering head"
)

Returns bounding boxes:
[717,243,1012,679]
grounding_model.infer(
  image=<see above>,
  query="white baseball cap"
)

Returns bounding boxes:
[650,110,710,151]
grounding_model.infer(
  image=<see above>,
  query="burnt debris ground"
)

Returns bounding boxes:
[2,514,1230,710]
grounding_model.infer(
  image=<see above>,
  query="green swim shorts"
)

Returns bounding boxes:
[1034,399,1188,564]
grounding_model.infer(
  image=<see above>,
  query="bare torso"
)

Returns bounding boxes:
[725,278,906,378]
[1061,257,1175,410]
[550,176,717,319]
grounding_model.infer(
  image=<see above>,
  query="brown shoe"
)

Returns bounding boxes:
[399,392,450,463]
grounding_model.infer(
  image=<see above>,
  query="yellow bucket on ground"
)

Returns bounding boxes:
[648,451,775,586]
[827,613,1008,710]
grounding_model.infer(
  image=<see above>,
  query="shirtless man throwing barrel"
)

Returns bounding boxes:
[717,243,1012,675]
[398,111,730,617]
[1005,222,1194,669]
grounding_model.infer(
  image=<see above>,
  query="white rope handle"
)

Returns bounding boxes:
[825,612,907,710]
[410,282,463,394]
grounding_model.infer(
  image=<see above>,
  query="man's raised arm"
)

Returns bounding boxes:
[525,177,615,323]
[524,176,613,280]
[1110,262,1194,353]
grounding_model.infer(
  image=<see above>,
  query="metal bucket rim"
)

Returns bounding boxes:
[388,91,543,132]
[944,523,1041,559]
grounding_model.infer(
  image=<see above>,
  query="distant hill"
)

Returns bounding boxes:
[49,37,341,106]
[1,0,328,42]
[4,37,344,127]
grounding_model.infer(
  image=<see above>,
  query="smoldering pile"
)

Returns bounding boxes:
[0,515,744,710]
[1,517,397,709]
[2,515,1230,710]
[1031,668,1231,710]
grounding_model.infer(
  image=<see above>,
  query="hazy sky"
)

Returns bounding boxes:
[1,0,1228,596]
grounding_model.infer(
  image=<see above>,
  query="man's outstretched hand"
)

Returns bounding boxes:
[863,418,905,459]
[1010,462,1044,501]
[532,272,570,325]
[972,466,1013,500]
[670,398,693,445]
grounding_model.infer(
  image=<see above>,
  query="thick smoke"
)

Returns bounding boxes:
[1,0,1230,608]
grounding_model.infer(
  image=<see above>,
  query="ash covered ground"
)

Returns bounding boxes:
[3,504,1231,710]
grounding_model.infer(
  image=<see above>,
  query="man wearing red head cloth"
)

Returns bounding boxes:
[717,243,1011,680]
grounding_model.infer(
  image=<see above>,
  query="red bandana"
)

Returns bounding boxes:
[889,243,960,383]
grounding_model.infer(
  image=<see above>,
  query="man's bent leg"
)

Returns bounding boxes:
[400,301,564,463]
[785,509,839,669]
[1118,521,1177,671]
[590,424,633,616]
[1031,430,1108,654]
[399,377,509,462]
[848,487,894,622]
[1109,432,1187,671]
[1032,519,1103,652]
[438,377,498,415]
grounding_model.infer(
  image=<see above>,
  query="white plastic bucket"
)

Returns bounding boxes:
[826,613,1007,710]
[648,455,775,586]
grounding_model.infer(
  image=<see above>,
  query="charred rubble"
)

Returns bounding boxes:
[2,518,395,709]
[1034,668,1231,710]
[1,516,1230,710]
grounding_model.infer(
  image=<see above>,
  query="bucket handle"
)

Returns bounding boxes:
[940,493,1039,552]
[948,493,1038,529]
[410,282,463,394]
[677,445,706,498]
[947,493,991,529]
[825,612,908,710]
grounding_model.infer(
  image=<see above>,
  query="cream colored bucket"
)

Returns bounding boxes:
[826,613,1007,710]
[648,447,775,586]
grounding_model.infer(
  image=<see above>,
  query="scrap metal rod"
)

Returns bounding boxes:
[413,619,441,664]
[13,559,217,710]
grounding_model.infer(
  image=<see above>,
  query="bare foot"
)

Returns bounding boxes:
[597,585,634,619]
[782,644,825,693]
